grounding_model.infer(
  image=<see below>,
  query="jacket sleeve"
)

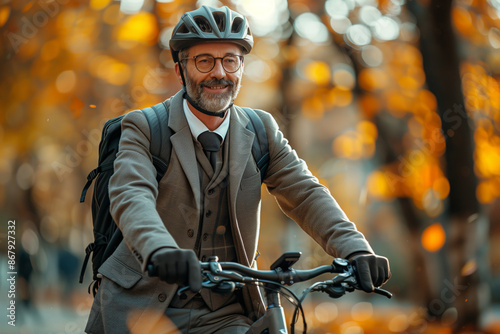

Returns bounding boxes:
[108,110,179,272]
[258,110,374,259]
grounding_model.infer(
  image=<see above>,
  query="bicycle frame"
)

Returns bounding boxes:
[247,285,288,334]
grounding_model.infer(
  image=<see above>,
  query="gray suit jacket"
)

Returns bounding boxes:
[85,90,374,333]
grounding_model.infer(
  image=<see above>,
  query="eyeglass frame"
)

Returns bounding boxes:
[179,54,244,73]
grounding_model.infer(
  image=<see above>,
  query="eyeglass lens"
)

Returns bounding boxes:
[195,55,242,73]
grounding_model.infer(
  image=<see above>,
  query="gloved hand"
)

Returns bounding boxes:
[149,248,202,292]
[349,253,391,293]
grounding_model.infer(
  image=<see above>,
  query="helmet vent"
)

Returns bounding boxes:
[212,12,226,32]
[194,16,212,33]
[231,17,243,33]
[177,23,189,34]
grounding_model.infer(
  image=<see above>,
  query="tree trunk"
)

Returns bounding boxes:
[408,0,482,331]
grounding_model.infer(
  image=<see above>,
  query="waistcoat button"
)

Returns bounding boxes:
[187,229,194,238]
[158,293,167,302]
[203,233,208,241]
[205,210,212,217]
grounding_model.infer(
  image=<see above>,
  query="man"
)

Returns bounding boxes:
[85,5,390,334]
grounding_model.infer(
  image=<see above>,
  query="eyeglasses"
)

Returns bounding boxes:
[180,54,244,73]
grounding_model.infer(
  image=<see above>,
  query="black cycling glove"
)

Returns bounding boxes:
[350,253,391,293]
[149,248,202,292]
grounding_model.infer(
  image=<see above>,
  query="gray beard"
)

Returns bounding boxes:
[185,76,241,113]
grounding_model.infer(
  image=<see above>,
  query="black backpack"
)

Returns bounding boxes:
[79,100,270,295]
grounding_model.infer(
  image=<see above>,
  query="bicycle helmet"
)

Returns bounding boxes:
[170,5,253,63]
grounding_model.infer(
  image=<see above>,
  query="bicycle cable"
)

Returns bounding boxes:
[290,281,327,334]
[244,278,307,333]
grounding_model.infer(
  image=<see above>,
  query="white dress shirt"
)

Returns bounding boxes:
[182,99,230,142]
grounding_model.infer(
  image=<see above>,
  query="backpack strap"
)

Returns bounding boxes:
[241,107,270,182]
[142,100,172,181]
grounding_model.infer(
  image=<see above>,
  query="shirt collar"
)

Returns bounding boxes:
[183,98,230,141]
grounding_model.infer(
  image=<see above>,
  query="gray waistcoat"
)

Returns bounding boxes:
[170,134,238,310]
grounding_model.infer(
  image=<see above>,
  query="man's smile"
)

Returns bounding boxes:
[203,85,229,93]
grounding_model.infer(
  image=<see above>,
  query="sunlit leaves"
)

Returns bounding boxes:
[0,6,10,26]
[117,12,159,46]
[304,61,331,85]
[332,121,377,160]
[358,67,389,91]
[461,62,500,203]
[90,0,112,11]
[56,70,77,93]
[88,55,131,85]
[452,6,475,38]
[453,0,500,51]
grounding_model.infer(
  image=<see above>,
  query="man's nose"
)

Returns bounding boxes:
[210,58,226,79]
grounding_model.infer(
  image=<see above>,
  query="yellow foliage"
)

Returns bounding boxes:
[475,136,500,178]
[477,179,500,203]
[357,120,377,140]
[367,170,394,200]
[358,68,388,91]
[301,96,324,120]
[391,45,423,67]
[417,89,437,111]
[328,87,353,107]
[304,61,331,85]
[332,131,363,160]
[433,177,450,199]
[397,68,425,91]
[333,122,377,160]
[88,55,131,85]
[22,1,35,12]
[359,94,381,118]
[385,90,411,116]
[90,0,112,11]
[452,7,475,37]
[0,6,10,27]
[117,12,159,46]
[103,4,122,25]
[41,40,61,61]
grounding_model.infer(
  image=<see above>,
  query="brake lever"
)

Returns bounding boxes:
[374,287,392,299]
[321,262,392,299]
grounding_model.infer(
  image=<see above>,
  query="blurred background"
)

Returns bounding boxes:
[1,0,500,333]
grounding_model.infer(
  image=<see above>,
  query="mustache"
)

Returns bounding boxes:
[200,79,234,87]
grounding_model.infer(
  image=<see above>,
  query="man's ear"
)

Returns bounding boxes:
[174,62,184,86]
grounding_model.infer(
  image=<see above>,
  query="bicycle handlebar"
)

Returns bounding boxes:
[147,255,392,299]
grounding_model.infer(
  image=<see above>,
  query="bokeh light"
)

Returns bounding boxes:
[295,12,330,44]
[421,223,446,252]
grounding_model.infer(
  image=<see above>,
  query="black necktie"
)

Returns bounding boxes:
[198,131,222,171]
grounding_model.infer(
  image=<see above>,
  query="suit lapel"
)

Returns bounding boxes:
[168,91,201,210]
[227,106,254,207]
